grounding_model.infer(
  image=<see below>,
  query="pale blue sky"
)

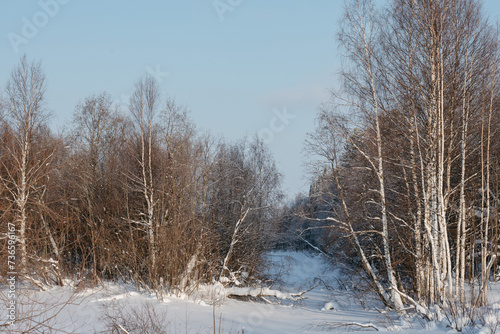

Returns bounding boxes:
[1,0,500,198]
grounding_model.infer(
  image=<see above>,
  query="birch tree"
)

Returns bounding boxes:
[336,0,404,311]
[2,56,51,274]
[128,76,161,285]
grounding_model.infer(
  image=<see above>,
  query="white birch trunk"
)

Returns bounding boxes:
[18,88,33,272]
[220,207,250,281]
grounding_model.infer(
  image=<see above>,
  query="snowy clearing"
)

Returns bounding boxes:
[3,251,500,333]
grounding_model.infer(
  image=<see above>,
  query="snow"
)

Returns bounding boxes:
[2,251,492,333]
[321,301,339,311]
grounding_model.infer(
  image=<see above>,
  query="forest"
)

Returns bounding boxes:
[2,0,500,331]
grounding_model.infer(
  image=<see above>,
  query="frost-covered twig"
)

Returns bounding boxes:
[296,234,332,259]
[117,324,130,334]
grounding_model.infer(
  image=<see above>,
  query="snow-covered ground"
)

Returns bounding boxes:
[3,251,500,333]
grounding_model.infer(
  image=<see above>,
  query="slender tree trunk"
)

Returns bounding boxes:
[220,207,250,281]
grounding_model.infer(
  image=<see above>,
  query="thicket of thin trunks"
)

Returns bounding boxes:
[0,57,282,293]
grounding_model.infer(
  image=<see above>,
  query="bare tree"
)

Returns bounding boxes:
[2,55,52,275]
[70,92,125,280]
[209,137,282,284]
[333,0,404,311]
[128,76,161,286]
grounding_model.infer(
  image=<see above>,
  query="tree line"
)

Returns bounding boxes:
[0,56,283,293]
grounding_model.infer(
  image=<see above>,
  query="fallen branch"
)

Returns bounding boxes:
[226,284,318,301]
[309,321,379,331]
[390,285,432,320]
